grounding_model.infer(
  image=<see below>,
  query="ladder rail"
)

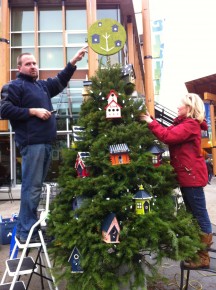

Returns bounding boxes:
[0,183,58,290]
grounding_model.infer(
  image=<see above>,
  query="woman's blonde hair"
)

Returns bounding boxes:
[182,93,205,123]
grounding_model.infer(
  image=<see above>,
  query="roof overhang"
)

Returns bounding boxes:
[185,74,216,101]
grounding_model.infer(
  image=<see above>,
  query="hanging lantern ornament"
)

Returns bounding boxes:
[147,144,165,167]
[133,185,152,215]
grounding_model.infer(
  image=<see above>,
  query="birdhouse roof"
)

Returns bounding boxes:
[148,144,165,154]
[109,143,130,154]
[133,189,152,200]
[121,64,135,77]
[102,212,119,232]
[72,126,85,132]
[77,152,90,159]
[68,246,81,262]
[106,89,119,99]
[104,100,122,110]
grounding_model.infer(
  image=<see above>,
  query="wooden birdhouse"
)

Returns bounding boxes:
[72,196,88,218]
[121,64,136,84]
[105,89,122,118]
[82,80,92,102]
[75,152,90,177]
[72,196,86,210]
[71,126,85,148]
[68,246,83,273]
[109,143,130,165]
[102,213,120,243]
[133,185,152,215]
[148,144,165,167]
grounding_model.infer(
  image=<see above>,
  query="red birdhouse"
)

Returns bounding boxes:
[75,152,90,177]
[109,143,130,165]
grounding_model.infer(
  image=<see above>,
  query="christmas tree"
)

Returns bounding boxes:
[48,60,203,290]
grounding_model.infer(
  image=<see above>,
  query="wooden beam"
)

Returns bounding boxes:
[0,0,10,86]
[204,92,216,103]
[127,16,135,65]
[142,0,154,117]
[86,0,98,78]
[0,0,10,131]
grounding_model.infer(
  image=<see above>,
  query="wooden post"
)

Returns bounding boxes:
[127,15,135,65]
[0,0,10,131]
[204,93,216,175]
[142,0,155,117]
[86,0,98,78]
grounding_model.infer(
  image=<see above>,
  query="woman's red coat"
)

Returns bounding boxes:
[148,117,208,187]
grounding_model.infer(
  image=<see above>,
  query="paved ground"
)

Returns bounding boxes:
[0,178,216,289]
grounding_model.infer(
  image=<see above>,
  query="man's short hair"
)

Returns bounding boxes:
[17,52,33,66]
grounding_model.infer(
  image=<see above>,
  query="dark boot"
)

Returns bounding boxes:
[184,233,213,269]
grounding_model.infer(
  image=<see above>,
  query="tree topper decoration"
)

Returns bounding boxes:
[88,18,126,55]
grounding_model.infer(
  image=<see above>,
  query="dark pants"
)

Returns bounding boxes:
[180,186,212,234]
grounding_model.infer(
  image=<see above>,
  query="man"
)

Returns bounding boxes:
[206,157,213,184]
[0,46,88,243]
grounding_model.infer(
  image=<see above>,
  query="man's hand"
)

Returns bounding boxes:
[70,45,88,66]
[29,108,52,120]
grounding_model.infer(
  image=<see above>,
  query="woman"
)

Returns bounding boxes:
[140,93,212,269]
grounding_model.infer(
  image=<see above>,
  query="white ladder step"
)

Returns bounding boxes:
[6,257,38,276]
[0,281,26,290]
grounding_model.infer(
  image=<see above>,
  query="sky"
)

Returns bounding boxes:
[133,0,216,112]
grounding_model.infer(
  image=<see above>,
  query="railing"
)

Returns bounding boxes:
[155,102,177,127]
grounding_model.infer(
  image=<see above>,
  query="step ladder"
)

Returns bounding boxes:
[0,183,59,290]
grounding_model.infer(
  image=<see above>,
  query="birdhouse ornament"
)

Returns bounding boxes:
[71,126,85,149]
[133,185,152,215]
[101,212,120,243]
[68,246,83,273]
[105,89,122,118]
[121,64,136,85]
[147,144,165,167]
[109,143,130,165]
[75,152,90,177]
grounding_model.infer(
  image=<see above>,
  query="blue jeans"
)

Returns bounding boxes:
[16,144,52,240]
[180,187,212,234]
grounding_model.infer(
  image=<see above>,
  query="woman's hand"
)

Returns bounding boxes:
[139,111,153,124]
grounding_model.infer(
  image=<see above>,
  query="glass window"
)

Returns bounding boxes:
[39,32,63,46]
[66,10,87,30]
[11,9,34,32]
[45,135,67,182]
[11,48,35,69]
[11,33,34,46]
[39,9,62,31]
[97,9,119,21]
[67,47,88,69]
[67,33,87,45]
[39,48,63,69]
[51,80,83,122]
[98,54,121,66]
[0,135,11,183]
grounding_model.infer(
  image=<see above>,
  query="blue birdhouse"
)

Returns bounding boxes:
[68,246,83,273]
[133,185,152,215]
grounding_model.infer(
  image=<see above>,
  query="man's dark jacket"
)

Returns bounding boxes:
[0,63,76,146]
